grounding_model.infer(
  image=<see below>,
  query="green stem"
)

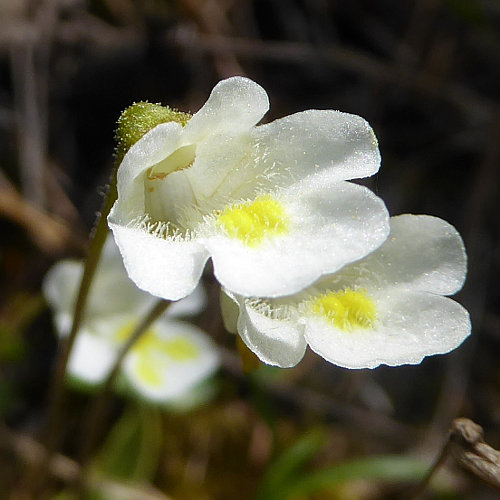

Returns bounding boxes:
[77,299,170,499]
[43,172,118,448]
[38,101,184,495]
[22,168,119,500]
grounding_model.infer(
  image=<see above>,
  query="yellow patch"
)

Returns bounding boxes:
[115,323,200,389]
[136,355,163,387]
[115,324,199,362]
[310,289,376,331]
[158,337,200,361]
[216,195,289,247]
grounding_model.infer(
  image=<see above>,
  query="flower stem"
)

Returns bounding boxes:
[25,167,119,500]
[76,299,170,499]
[37,102,181,496]
[43,173,118,448]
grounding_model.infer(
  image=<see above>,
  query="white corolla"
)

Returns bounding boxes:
[222,215,471,368]
[108,76,389,301]
[43,236,219,402]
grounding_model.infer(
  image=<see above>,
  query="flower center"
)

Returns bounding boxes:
[116,324,200,361]
[216,195,289,247]
[147,144,196,180]
[136,355,163,387]
[115,323,201,387]
[309,289,376,331]
[156,337,200,361]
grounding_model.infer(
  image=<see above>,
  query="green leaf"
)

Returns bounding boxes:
[286,455,428,498]
[0,379,16,415]
[95,404,163,482]
[254,430,327,500]
[248,365,290,431]
[0,324,25,361]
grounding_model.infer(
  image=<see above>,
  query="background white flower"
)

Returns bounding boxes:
[108,76,389,301]
[223,214,471,369]
[43,235,219,403]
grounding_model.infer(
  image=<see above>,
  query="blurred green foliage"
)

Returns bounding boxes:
[96,405,163,482]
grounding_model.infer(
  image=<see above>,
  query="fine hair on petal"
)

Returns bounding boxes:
[128,214,192,241]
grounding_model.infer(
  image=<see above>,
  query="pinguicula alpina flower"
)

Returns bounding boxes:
[222,215,471,368]
[108,76,389,301]
[43,235,219,402]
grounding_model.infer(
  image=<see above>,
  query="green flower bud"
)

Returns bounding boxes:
[115,102,191,164]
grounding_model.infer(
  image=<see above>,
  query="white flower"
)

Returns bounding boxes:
[43,235,219,402]
[222,215,471,369]
[108,76,389,301]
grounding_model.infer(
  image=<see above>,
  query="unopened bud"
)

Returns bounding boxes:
[115,102,191,164]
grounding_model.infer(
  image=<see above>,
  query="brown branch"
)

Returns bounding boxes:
[180,0,246,78]
[1,10,493,120]
[168,31,494,120]
[0,170,84,254]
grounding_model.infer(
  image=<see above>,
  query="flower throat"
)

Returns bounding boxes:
[310,289,376,331]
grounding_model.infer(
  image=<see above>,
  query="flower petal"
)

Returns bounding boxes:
[184,76,269,140]
[237,299,306,368]
[92,237,157,317]
[122,320,219,401]
[116,121,186,206]
[207,181,389,297]
[304,290,471,369]
[251,109,380,189]
[220,289,239,334]
[67,331,117,384]
[43,260,82,330]
[44,235,158,330]
[182,132,252,201]
[109,223,210,301]
[360,214,467,295]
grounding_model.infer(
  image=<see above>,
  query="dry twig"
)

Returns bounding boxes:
[168,31,493,120]
[449,418,500,492]
[411,418,500,499]
[0,170,84,254]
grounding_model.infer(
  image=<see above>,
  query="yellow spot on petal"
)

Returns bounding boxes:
[136,355,163,387]
[310,289,376,331]
[158,337,200,361]
[115,324,165,388]
[115,323,199,363]
[216,195,289,247]
[115,322,143,343]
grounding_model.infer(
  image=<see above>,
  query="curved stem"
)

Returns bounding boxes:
[24,168,120,500]
[77,299,170,499]
[43,172,118,448]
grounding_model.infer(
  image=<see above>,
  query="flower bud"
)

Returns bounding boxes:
[115,102,191,163]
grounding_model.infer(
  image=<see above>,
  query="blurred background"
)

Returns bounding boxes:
[0,0,499,499]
